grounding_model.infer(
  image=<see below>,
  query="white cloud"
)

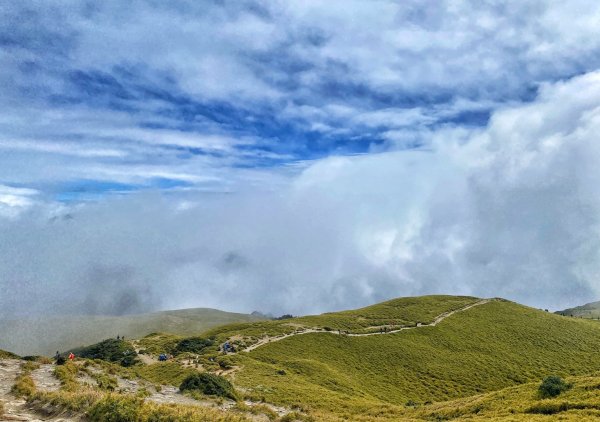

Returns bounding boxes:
[4,1,600,327]
[3,71,600,319]
[0,185,40,219]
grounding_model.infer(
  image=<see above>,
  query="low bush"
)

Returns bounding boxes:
[22,361,40,372]
[12,361,39,397]
[22,355,49,363]
[88,394,142,422]
[134,361,195,386]
[12,374,36,397]
[539,376,571,398]
[175,337,214,354]
[54,362,79,391]
[71,339,139,367]
[180,373,237,400]
[92,372,118,391]
[217,356,234,369]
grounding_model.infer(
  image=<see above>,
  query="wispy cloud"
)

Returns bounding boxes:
[3,1,600,198]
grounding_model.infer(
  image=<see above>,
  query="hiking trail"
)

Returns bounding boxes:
[240,299,493,353]
[0,359,81,422]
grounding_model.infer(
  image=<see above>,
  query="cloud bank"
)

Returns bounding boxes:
[2,72,600,317]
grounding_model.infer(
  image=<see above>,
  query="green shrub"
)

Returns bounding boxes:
[71,339,138,367]
[22,361,40,372]
[22,355,42,362]
[120,353,139,367]
[179,373,237,400]
[93,372,118,391]
[175,337,214,354]
[54,362,79,391]
[538,376,571,398]
[217,356,234,369]
[88,394,141,422]
[136,387,152,398]
[12,375,36,397]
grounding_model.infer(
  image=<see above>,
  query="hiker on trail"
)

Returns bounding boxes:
[54,351,66,365]
[68,352,75,361]
[117,335,120,340]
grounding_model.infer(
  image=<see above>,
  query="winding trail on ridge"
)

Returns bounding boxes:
[241,299,493,353]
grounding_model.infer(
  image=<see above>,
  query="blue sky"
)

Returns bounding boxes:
[3,1,600,317]
[3,0,600,203]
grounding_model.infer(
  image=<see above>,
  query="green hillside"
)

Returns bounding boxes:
[0,307,265,356]
[221,298,600,419]
[205,295,480,348]
[398,372,600,421]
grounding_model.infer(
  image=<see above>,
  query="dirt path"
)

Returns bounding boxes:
[0,359,80,422]
[242,299,492,353]
[130,342,158,366]
[29,366,60,393]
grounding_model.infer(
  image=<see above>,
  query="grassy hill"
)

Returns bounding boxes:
[204,295,480,348]
[8,294,600,421]
[557,300,600,319]
[125,295,600,419]
[218,297,600,419]
[0,307,265,356]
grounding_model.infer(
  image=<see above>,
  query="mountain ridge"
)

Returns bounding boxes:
[0,306,266,356]
[556,300,600,318]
